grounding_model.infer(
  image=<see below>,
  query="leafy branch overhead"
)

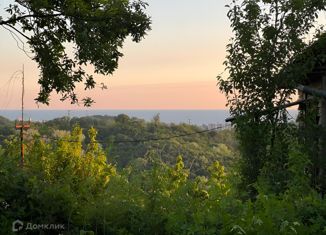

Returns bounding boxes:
[218,0,326,116]
[0,0,151,106]
[217,0,326,195]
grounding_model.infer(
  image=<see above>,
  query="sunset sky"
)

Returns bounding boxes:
[0,0,231,110]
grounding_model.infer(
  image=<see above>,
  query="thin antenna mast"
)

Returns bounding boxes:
[22,64,24,133]
[21,65,24,166]
[15,65,30,167]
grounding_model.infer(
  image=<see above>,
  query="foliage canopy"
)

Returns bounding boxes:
[1,125,326,234]
[218,0,326,195]
[0,0,151,106]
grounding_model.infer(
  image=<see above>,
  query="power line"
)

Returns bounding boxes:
[25,124,231,145]
[111,125,230,144]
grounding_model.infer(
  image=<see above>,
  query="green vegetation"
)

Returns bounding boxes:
[0,115,238,178]
[1,123,326,234]
[218,0,326,195]
[2,0,326,234]
[44,115,237,177]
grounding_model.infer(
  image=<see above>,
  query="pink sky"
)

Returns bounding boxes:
[0,0,231,110]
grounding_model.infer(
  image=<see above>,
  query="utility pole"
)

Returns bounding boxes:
[15,65,30,167]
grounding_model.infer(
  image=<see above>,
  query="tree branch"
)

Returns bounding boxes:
[1,24,31,40]
[0,13,64,25]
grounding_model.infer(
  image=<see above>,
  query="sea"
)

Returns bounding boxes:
[0,109,298,126]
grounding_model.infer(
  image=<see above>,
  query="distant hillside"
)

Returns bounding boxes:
[0,116,15,144]
[0,114,238,177]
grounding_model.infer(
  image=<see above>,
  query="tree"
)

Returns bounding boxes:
[0,0,151,106]
[218,0,326,195]
[0,125,116,233]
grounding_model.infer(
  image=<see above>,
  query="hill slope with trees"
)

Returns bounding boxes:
[0,114,238,178]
